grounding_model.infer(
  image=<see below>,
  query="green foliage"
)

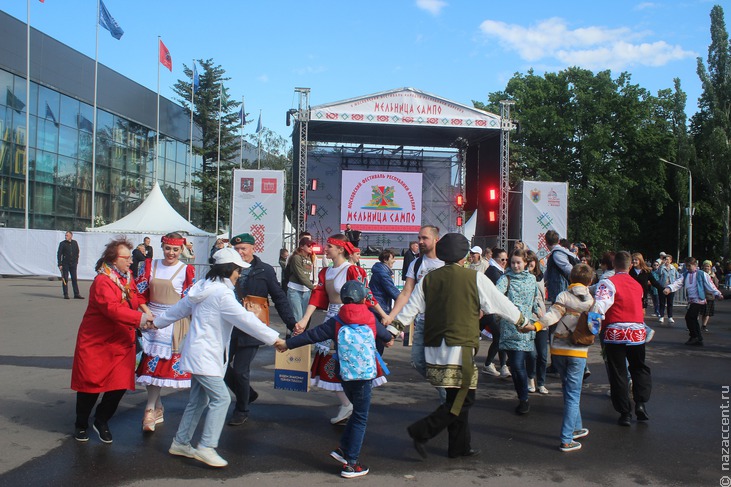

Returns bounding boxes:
[479,67,679,257]
[172,59,242,232]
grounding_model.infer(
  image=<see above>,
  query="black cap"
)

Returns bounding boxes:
[435,233,470,263]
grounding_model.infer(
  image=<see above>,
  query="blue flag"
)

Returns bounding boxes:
[238,107,245,126]
[99,0,124,40]
[256,112,262,133]
[45,102,59,127]
[193,63,200,93]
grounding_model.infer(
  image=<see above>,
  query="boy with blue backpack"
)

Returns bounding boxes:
[279,280,394,479]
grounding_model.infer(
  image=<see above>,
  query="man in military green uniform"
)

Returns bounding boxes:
[395,233,525,459]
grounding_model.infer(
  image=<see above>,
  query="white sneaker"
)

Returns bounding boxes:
[500,365,512,378]
[645,328,655,343]
[668,318,675,324]
[538,385,550,395]
[169,440,196,459]
[658,317,664,323]
[194,446,228,467]
[527,378,536,393]
[330,404,353,424]
[482,363,500,377]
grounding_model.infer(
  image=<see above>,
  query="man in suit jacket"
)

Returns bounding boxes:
[57,231,82,299]
[402,241,419,280]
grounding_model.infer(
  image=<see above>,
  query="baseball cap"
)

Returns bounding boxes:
[212,247,249,268]
[470,246,483,255]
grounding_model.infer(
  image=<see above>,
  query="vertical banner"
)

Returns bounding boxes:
[521,181,569,262]
[231,170,285,267]
[340,170,422,233]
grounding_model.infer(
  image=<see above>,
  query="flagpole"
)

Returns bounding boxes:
[187,59,194,221]
[239,96,244,169]
[257,109,262,170]
[215,84,223,235]
[91,0,100,228]
[155,36,161,183]
[24,0,30,229]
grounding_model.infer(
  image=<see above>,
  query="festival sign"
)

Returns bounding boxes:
[340,170,422,233]
[521,181,569,263]
[310,87,501,129]
[230,169,285,266]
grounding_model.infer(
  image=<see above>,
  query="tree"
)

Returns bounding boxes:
[476,67,676,257]
[691,4,731,257]
[172,59,241,232]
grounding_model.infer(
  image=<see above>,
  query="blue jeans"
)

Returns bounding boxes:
[532,330,549,387]
[650,293,660,315]
[411,317,447,403]
[340,380,372,464]
[287,288,311,322]
[506,350,531,401]
[174,374,231,449]
[552,355,585,445]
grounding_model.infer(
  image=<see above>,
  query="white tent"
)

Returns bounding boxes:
[87,182,212,236]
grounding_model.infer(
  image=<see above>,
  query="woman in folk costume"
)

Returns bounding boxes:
[136,232,196,432]
[294,234,389,424]
[71,237,154,443]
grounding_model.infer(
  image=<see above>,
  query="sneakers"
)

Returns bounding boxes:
[194,446,228,467]
[169,440,197,458]
[143,409,156,432]
[482,363,500,377]
[538,385,550,395]
[559,441,582,452]
[93,420,113,444]
[527,378,536,393]
[480,329,493,341]
[341,462,369,478]
[330,447,346,464]
[645,327,655,343]
[499,365,512,378]
[330,404,353,424]
[658,317,664,323]
[74,427,89,442]
[515,400,530,415]
[155,406,164,424]
[668,317,675,324]
[228,410,248,426]
[572,428,589,439]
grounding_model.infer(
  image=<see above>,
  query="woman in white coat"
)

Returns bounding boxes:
[147,248,285,468]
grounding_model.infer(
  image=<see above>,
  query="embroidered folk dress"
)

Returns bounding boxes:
[308,262,386,391]
[136,260,194,388]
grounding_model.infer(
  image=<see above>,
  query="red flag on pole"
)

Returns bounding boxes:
[159,39,172,72]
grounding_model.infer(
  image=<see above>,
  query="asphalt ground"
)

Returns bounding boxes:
[0,276,729,487]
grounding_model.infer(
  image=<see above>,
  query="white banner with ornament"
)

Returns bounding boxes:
[340,170,422,233]
[310,87,501,128]
[521,181,569,263]
[231,169,286,267]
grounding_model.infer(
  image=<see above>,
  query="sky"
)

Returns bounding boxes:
[2,0,720,143]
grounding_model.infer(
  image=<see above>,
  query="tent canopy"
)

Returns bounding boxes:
[87,182,213,236]
[306,87,502,147]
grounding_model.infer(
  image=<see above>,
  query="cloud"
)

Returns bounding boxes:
[478,17,695,70]
[416,0,447,16]
[257,74,269,83]
[293,65,327,75]
[634,2,657,10]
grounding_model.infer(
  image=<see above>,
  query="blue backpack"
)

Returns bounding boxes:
[334,316,387,381]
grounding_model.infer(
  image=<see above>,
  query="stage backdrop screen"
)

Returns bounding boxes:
[340,170,422,233]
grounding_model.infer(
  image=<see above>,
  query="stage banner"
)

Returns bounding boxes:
[521,181,569,262]
[231,170,285,266]
[340,170,422,233]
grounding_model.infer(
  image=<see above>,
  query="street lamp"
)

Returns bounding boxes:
[660,158,692,258]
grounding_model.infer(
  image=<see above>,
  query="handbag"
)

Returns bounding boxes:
[274,345,311,392]
[242,295,270,325]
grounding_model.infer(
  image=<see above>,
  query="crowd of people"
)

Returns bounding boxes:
[66,225,726,479]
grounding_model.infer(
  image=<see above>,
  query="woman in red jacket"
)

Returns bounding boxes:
[71,238,153,444]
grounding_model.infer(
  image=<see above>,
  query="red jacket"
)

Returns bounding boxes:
[604,273,644,325]
[71,273,143,393]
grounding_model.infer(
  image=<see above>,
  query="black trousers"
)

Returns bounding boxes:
[223,344,258,414]
[604,343,651,414]
[685,303,704,340]
[75,390,126,428]
[407,388,475,457]
[61,263,80,297]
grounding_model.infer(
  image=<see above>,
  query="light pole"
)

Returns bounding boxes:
[660,158,692,258]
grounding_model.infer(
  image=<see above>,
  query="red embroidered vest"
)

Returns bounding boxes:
[604,273,644,324]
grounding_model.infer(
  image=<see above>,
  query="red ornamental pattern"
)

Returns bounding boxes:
[377,115,389,122]
[250,224,265,253]
[451,118,463,125]
[352,114,364,121]
[605,327,647,343]
[475,120,487,126]
[427,118,438,124]
[326,112,338,119]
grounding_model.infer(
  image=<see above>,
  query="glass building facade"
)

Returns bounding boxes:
[0,12,203,231]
